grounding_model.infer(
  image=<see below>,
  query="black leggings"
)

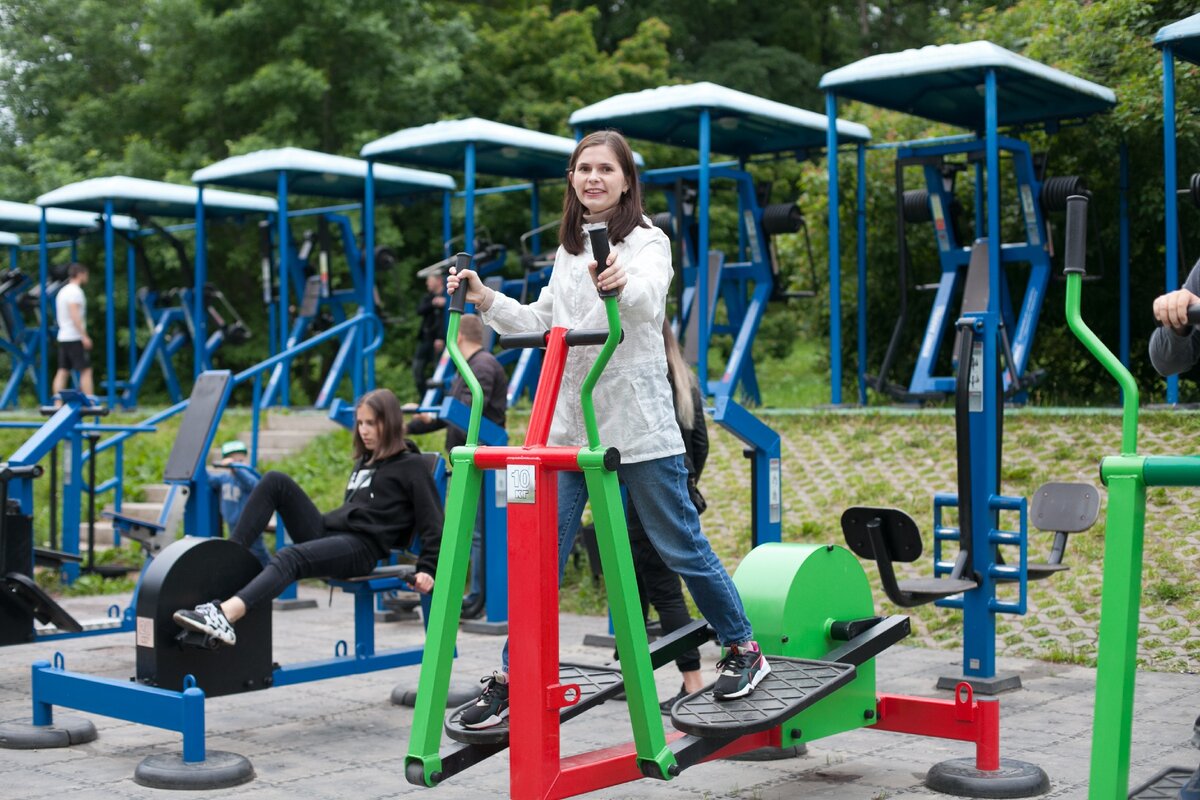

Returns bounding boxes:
[231,471,383,611]
[629,531,702,675]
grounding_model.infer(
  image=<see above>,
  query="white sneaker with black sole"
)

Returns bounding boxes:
[173,601,237,646]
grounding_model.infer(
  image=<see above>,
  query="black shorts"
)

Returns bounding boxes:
[58,340,90,372]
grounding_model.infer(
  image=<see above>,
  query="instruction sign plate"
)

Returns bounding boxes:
[769,458,782,525]
[968,341,984,412]
[136,616,154,648]
[506,464,536,504]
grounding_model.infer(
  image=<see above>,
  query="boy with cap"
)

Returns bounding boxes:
[209,441,270,567]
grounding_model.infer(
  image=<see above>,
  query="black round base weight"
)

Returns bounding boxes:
[727,743,807,762]
[926,757,1049,798]
[0,717,97,749]
[392,682,478,708]
[134,751,254,790]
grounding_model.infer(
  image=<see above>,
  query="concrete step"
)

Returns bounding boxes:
[77,520,115,547]
[264,411,341,432]
[105,502,164,521]
[140,483,171,503]
[239,429,325,451]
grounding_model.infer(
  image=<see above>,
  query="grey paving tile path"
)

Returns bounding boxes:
[0,587,1195,799]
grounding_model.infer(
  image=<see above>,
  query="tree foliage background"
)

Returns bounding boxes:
[0,0,1195,405]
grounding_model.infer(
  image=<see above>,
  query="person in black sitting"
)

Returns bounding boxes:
[406,313,507,616]
[412,269,447,400]
[1150,259,1200,376]
[173,388,442,646]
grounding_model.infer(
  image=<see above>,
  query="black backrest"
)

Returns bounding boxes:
[1031,482,1100,533]
[841,506,923,563]
[163,372,232,482]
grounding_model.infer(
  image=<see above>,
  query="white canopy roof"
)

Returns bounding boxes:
[1155,14,1200,65]
[36,176,278,218]
[360,118,602,180]
[0,232,19,246]
[569,82,871,152]
[0,199,137,234]
[191,147,454,198]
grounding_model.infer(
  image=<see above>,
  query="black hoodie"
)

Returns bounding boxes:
[320,441,442,576]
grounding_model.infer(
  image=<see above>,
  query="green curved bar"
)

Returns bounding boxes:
[579,297,622,450]
[443,313,484,447]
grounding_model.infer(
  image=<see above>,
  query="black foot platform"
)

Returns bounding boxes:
[445,663,623,745]
[670,657,855,738]
[1130,766,1200,799]
[3,572,83,633]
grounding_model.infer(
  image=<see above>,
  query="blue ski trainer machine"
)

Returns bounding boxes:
[570,82,871,546]
[822,42,1114,692]
[192,147,455,411]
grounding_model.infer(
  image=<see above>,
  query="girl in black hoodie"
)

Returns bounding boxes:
[173,388,442,647]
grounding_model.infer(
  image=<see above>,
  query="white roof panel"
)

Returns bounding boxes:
[1155,14,1200,65]
[192,147,454,198]
[0,232,19,246]
[36,176,277,217]
[0,199,137,233]
[570,82,871,151]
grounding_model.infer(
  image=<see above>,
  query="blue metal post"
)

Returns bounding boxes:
[464,143,476,256]
[364,160,377,390]
[698,109,711,396]
[1164,46,1179,404]
[856,142,868,406]
[127,237,137,379]
[277,172,290,408]
[38,210,48,404]
[104,199,116,407]
[826,92,842,405]
[1119,141,1130,369]
[194,186,207,380]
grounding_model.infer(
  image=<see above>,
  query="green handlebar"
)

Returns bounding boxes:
[580,297,622,449]
[445,252,484,447]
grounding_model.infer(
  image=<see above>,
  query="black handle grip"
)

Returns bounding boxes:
[1188,305,1200,326]
[564,328,624,347]
[585,223,618,298]
[1063,194,1088,276]
[0,463,44,482]
[497,331,549,350]
[448,252,473,314]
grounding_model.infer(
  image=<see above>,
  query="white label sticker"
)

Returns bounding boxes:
[768,458,782,525]
[136,616,155,648]
[506,464,536,504]
[494,468,507,508]
[968,341,984,413]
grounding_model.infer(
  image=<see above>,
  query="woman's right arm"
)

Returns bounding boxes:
[450,259,558,335]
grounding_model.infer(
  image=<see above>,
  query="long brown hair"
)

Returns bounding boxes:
[559,130,648,255]
[662,320,697,431]
[352,388,406,462]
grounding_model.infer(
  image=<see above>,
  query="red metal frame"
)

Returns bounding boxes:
[872,684,1000,771]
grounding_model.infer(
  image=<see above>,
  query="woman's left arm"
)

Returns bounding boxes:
[410,471,444,588]
[613,231,672,323]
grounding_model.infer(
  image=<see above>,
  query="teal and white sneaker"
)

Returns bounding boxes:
[712,642,770,700]
[173,601,237,646]
[460,672,510,729]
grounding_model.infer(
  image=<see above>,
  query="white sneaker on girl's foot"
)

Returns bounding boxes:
[173,601,237,646]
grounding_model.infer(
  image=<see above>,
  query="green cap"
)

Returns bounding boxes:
[221,440,248,457]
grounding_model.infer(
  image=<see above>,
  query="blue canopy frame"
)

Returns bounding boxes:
[1155,13,1200,403]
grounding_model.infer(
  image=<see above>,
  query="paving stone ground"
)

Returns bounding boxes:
[0,586,1196,799]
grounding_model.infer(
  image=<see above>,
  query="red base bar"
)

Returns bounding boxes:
[545,730,779,800]
[872,685,999,771]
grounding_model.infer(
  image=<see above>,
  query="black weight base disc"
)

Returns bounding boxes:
[926,757,1049,798]
[392,682,479,708]
[134,751,254,790]
[0,716,97,749]
[726,743,808,762]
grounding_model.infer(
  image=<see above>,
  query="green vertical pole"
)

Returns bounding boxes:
[1087,463,1145,799]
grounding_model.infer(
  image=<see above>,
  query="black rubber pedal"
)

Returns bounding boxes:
[445,663,623,745]
[1129,766,1200,799]
[670,657,855,738]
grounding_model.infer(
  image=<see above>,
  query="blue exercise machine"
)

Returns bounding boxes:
[34,177,276,409]
[821,41,1115,691]
[570,82,870,546]
[193,147,454,410]
[361,119,584,632]
[1155,13,1200,405]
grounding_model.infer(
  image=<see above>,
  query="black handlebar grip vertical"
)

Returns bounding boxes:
[1063,194,1088,276]
[585,223,619,298]
[448,252,472,313]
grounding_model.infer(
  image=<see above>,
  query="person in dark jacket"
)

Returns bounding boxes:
[626,320,709,712]
[1150,258,1200,376]
[172,388,442,647]
[412,270,447,399]
[406,314,507,615]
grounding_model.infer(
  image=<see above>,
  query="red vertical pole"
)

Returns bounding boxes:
[507,456,560,800]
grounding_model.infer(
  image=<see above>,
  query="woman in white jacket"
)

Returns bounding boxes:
[448,130,768,730]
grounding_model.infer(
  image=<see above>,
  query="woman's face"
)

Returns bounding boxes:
[570,144,629,216]
[356,405,380,452]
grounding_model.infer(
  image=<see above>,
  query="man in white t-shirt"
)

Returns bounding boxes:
[53,262,93,398]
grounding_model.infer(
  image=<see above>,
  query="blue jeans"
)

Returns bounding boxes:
[502,454,752,670]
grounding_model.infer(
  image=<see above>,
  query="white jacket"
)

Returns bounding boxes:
[480,218,684,464]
